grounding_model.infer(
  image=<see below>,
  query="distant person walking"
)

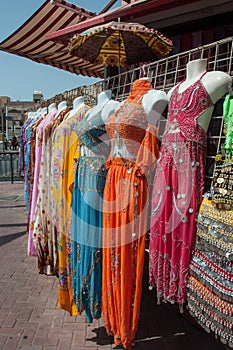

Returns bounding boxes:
[11,135,18,150]
[3,136,8,150]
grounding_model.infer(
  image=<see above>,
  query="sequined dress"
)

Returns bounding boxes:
[71,105,110,323]
[187,198,233,347]
[149,72,213,306]
[102,79,159,349]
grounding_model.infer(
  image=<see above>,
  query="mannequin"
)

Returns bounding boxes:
[66,96,85,121]
[86,90,119,121]
[149,58,231,309]
[142,89,168,125]
[81,90,120,156]
[48,103,57,113]
[72,95,84,111]
[40,107,48,116]
[108,82,167,160]
[57,100,67,113]
[168,59,232,131]
[71,89,119,324]
[102,78,163,349]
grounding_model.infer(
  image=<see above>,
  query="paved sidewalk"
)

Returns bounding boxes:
[0,182,226,350]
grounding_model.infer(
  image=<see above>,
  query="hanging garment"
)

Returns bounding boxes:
[212,94,233,210]
[102,79,159,349]
[24,112,45,216]
[33,108,69,274]
[52,104,90,315]
[71,103,110,323]
[28,109,58,256]
[26,115,46,232]
[149,72,213,306]
[187,198,233,347]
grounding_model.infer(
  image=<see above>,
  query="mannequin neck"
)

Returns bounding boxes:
[58,101,67,113]
[186,59,207,81]
[48,103,57,113]
[97,90,112,105]
[40,107,47,116]
[73,96,84,110]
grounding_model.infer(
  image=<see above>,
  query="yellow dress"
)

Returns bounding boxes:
[52,105,90,315]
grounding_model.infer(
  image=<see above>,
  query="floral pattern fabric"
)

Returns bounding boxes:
[52,105,90,315]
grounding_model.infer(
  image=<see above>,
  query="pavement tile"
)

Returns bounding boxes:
[0,335,8,348]
[2,335,20,350]
[32,336,59,347]
[0,327,23,337]
[17,347,43,350]
[0,182,227,350]
[17,307,34,321]
[71,329,87,346]
[2,312,19,328]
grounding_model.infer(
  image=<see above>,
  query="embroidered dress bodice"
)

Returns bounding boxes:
[165,72,213,143]
[77,103,110,158]
[106,79,152,159]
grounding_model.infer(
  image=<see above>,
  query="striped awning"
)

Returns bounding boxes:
[0,0,105,78]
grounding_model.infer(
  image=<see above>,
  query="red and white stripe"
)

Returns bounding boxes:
[0,0,104,78]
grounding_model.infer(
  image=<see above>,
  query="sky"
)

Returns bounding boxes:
[0,0,121,101]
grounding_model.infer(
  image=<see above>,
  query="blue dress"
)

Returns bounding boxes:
[71,105,109,323]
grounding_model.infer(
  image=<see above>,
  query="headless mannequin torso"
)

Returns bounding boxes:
[66,96,85,121]
[48,103,57,114]
[168,59,232,131]
[86,90,119,122]
[142,89,168,126]
[56,100,67,116]
[81,90,120,157]
[109,80,168,159]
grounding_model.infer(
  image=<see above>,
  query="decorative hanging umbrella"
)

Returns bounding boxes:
[69,21,173,68]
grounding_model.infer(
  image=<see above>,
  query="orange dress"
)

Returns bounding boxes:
[102,79,159,349]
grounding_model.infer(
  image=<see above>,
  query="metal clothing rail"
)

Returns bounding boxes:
[41,36,233,189]
[42,36,233,106]
[105,36,233,99]
[105,36,233,190]
[0,151,21,184]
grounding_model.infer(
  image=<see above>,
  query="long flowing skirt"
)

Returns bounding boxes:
[102,158,150,348]
[71,156,107,323]
[149,133,206,306]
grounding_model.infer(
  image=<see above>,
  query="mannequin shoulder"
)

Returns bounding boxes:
[102,100,120,123]
[142,89,168,125]
[202,71,232,104]
[167,85,176,100]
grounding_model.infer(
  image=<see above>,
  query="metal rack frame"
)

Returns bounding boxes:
[42,36,233,189]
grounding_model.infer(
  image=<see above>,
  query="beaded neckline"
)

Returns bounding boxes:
[176,71,207,95]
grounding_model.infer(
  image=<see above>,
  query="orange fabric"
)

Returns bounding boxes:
[102,124,159,349]
[126,79,152,104]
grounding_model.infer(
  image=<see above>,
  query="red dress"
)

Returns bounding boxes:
[149,72,213,306]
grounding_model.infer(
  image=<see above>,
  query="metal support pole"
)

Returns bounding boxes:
[1,109,4,152]
[5,104,9,141]
[10,152,14,184]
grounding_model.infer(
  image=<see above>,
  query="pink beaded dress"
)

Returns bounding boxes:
[149,72,213,307]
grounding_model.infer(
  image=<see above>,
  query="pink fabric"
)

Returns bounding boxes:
[149,73,213,305]
[28,109,57,256]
